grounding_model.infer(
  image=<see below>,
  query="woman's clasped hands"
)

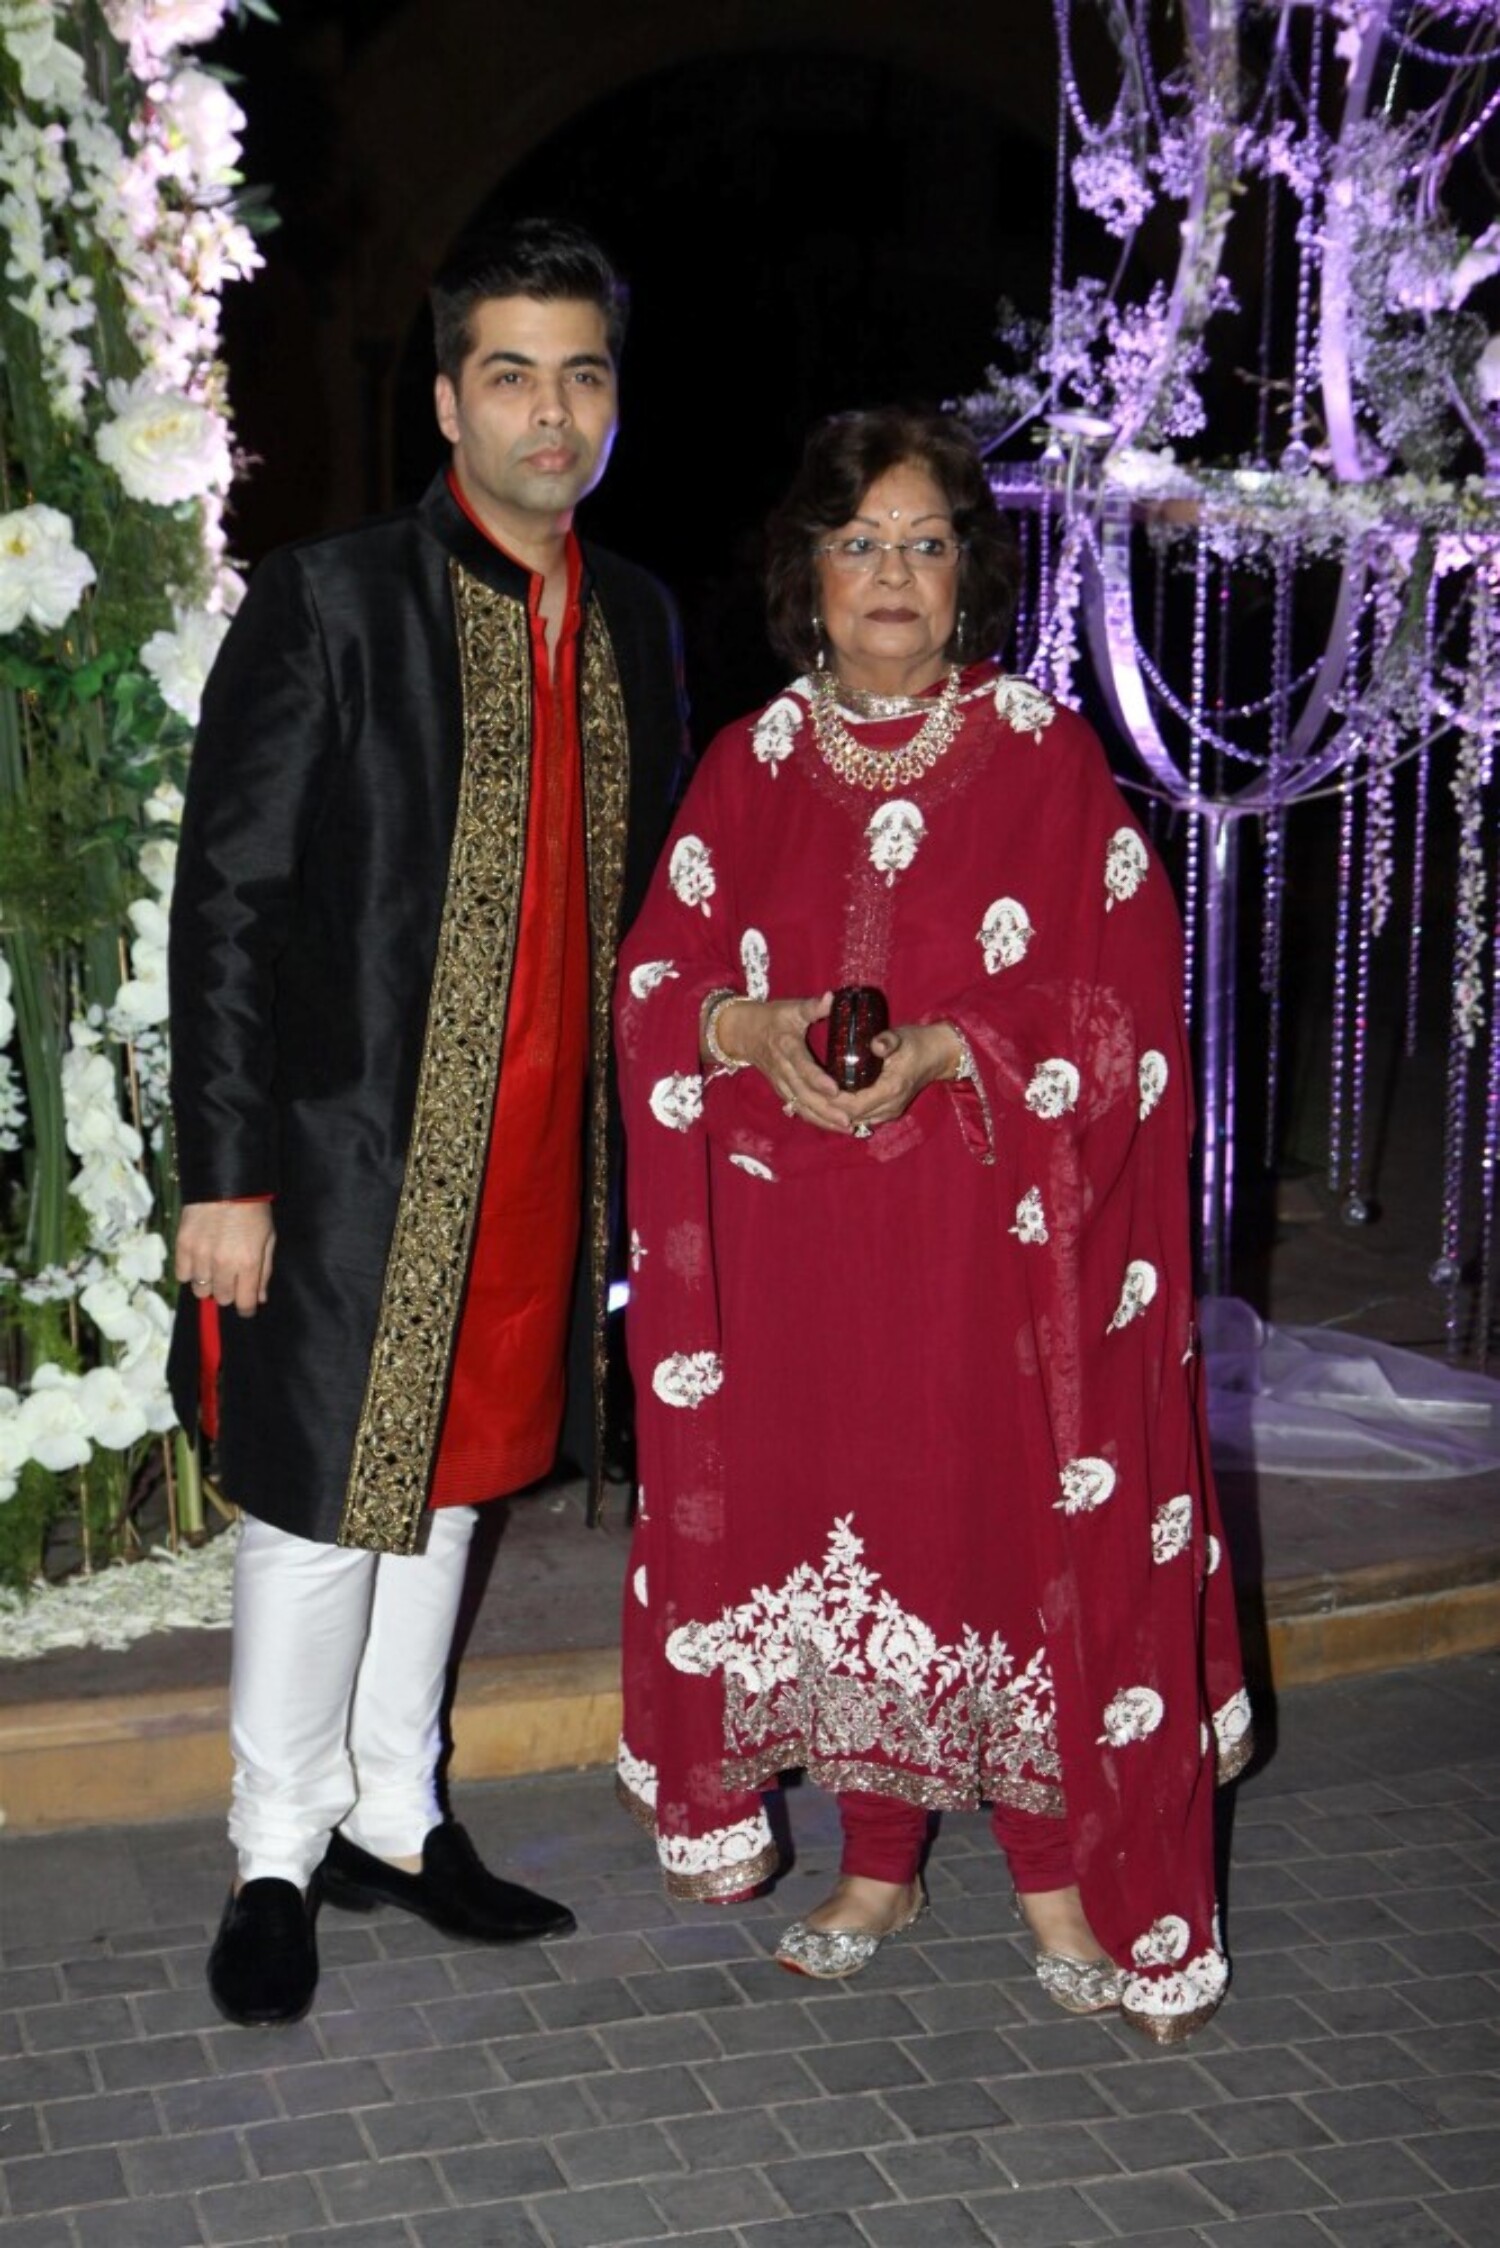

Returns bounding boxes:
[708,992,962,1136]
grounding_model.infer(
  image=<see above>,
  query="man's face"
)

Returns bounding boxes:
[435,294,619,531]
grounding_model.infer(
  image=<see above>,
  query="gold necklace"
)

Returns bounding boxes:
[811,664,966,792]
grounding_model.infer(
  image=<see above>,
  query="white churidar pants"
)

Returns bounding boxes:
[228,1506,478,1888]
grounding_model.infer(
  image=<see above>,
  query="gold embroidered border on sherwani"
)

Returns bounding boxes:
[339,568,535,1552]
[578,606,630,1526]
[339,572,633,1553]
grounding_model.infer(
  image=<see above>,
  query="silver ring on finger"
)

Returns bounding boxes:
[783,1098,798,1117]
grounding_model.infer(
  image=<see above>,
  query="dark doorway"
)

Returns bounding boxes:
[390,48,1054,739]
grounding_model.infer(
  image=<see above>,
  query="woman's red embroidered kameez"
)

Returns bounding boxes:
[615,662,1251,2043]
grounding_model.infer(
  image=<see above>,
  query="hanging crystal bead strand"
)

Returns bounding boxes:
[1262,554,1293,1166]
[1327,601,1365,1204]
[1479,885,1500,1369]
[1441,574,1499,1354]
[1183,532,1211,1033]
[1032,34,1073,691]
[1282,0,1327,475]
[1406,569,1439,1058]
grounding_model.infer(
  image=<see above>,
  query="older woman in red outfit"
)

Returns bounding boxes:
[614,408,1250,2043]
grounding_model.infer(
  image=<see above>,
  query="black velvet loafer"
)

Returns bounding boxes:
[320,1821,577,1943]
[206,1877,319,2026]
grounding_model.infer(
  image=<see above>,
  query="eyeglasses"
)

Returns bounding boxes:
[815,536,967,573]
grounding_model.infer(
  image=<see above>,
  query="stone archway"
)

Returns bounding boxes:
[308,0,1060,522]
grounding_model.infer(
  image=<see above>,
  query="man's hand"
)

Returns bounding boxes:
[175,1202,276,1318]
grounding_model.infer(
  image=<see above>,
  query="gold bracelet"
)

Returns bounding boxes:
[702,989,750,1072]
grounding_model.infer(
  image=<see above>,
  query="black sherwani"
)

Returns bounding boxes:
[167,474,684,1553]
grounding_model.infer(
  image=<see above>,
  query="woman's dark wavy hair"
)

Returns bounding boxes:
[765,407,1020,675]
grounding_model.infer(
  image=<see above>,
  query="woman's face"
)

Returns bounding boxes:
[813,459,960,694]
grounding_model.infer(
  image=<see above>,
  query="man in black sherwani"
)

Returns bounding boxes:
[168,220,684,2026]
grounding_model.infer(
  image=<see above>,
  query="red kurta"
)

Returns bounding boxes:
[429,486,590,1505]
[615,664,1250,2044]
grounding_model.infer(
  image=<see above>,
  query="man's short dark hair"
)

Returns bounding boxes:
[430,218,630,381]
[764,407,1020,676]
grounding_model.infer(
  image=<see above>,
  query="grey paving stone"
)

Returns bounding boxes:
[34,2084,160,2150]
[806,1993,923,2046]
[1298,1982,1434,2036]
[985,2120,1119,2188]
[196,2174,325,2245]
[4,2143,127,2213]
[243,2110,369,2176]
[692,2052,822,2110]
[316,1999,439,2058]
[357,2093,489,2158]
[800,2038,927,2096]
[875,2078,1007,2138]
[332,1951,465,2007]
[967,2181,1116,2245]
[376,2043,497,2101]
[410,2213,548,2248]
[61,1952,173,1999]
[582,2063,711,2127]
[0,2104,42,2159]
[1404,2070,1500,2129]
[663,2104,793,2170]
[471,2078,603,2146]
[733,2220,866,2248]
[282,2226,414,2248]
[597,2014,721,2069]
[120,2125,249,2194]
[1195,2044,1330,2099]
[857,2201,992,2246]
[873,2131,1007,2200]
[156,2070,283,2133]
[705,1999,819,2055]
[1188,2152,1324,2216]
[0,2049,94,2107]
[526,1975,646,2030]
[1304,2137,1455,2201]
[627,1965,747,2017]
[1398,2019,1500,2074]
[1439,2186,1500,2248]
[1089,2055,1224,2117]
[550,2117,684,2185]
[1198,2220,1343,2248]
[1295,2031,1437,2086]
[773,2090,906,2152]
[1301,2081,1437,2141]
[93,2031,214,2090]
[1406,2125,1500,2191]
[1318,2203,1478,2248]
[644,1921,759,1968]
[316,2151,449,2222]
[72,2196,206,2248]
[440,2136,569,2201]
[1088,2110,1225,2172]
[1401,1971,1500,2025]
[1197,2094,1332,2159]
[764,2149,893,2214]
[0,2222,74,2248]
[529,2178,681,2246]
[132,1982,236,2035]
[1080,2166,1232,2233]
[907,2024,1021,2084]
[491,2025,614,2081]
[999,2016,1134,2073]
[645,2160,786,2229]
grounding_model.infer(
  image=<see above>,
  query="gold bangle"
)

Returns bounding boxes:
[702,989,750,1072]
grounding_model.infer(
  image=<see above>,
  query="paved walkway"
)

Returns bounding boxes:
[2,1656,1499,2246]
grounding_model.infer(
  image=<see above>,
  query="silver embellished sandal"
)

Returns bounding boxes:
[775,1887,928,1979]
[1013,1891,1125,2016]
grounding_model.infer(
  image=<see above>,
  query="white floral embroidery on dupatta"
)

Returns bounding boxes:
[628,959,679,1000]
[1099,1685,1165,1745]
[1212,1688,1252,1761]
[977,896,1034,972]
[659,1817,774,1879]
[728,1153,775,1181]
[632,1566,649,1607]
[1107,1258,1159,1332]
[1056,1456,1116,1514]
[1104,826,1149,909]
[1131,1914,1191,1967]
[1123,1948,1228,2025]
[629,1229,647,1271]
[1138,1049,1168,1119]
[752,694,803,774]
[740,928,770,1000]
[1010,1187,1049,1244]
[649,1074,704,1132]
[669,835,716,914]
[866,799,926,885]
[1150,1494,1193,1563]
[993,677,1056,740]
[1025,1058,1081,1118]
[1206,1534,1223,1574]
[651,1350,724,1408]
[616,1739,658,1808]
